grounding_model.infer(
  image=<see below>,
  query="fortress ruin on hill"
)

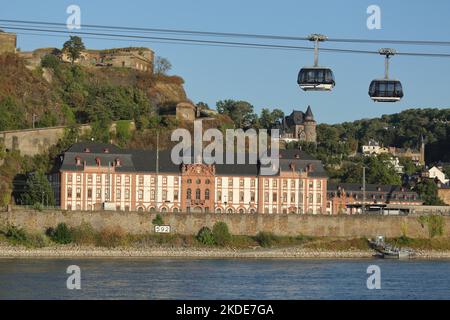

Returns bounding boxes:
[0,30,154,72]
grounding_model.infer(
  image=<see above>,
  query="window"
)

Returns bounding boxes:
[67,187,72,198]
[309,181,314,189]
[174,190,179,201]
[264,192,269,202]
[228,191,233,202]
[250,191,255,202]
[217,178,222,186]
[87,188,92,199]
[162,190,167,201]
[138,190,144,200]
[239,179,244,187]
[125,176,130,184]
[239,191,244,202]
[125,189,130,200]
[151,176,156,184]
[291,193,295,203]
[299,180,304,189]
[273,192,277,202]
[116,176,121,184]
[291,180,295,188]
[96,175,101,184]
[273,180,277,188]
[76,174,81,183]
[205,179,210,184]
[239,208,244,214]
[227,208,233,214]
[264,179,269,188]
[308,193,313,203]
[217,191,222,201]
[196,189,201,200]
[251,179,255,188]
[205,189,210,200]
[76,187,81,199]
[317,193,322,203]
[139,176,144,185]
[228,179,233,187]
[187,189,192,200]
[283,180,287,188]
[163,177,167,184]
[87,175,92,184]
[116,189,121,199]
[187,179,192,184]
[150,190,155,201]
[282,192,287,203]
[96,188,101,199]
[67,174,73,183]
[317,180,322,189]
[264,207,269,214]
[196,179,201,184]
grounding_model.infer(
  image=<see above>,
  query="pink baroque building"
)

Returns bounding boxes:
[49,142,328,214]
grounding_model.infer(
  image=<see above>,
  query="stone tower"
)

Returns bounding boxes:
[304,105,317,143]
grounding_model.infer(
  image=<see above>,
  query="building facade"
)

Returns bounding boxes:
[326,183,422,215]
[50,142,328,214]
[279,106,317,144]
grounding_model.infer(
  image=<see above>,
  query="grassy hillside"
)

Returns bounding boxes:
[0,52,188,132]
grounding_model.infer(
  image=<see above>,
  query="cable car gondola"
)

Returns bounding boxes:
[369,49,404,102]
[298,34,335,91]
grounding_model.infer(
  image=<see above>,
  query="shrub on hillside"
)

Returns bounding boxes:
[96,226,127,248]
[5,225,28,243]
[196,227,215,246]
[152,214,164,226]
[255,231,278,248]
[212,222,232,246]
[47,223,72,244]
[70,222,97,245]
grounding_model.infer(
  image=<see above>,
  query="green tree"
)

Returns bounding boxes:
[258,108,284,130]
[63,36,85,64]
[197,226,215,245]
[21,171,55,206]
[216,100,257,129]
[212,221,232,246]
[414,179,445,205]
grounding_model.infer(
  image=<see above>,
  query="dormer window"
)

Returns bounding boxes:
[295,154,300,159]
[104,148,109,153]
[115,158,121,167]
[95,157,101,166]
[84,148,91,153]
[75,156,82,166]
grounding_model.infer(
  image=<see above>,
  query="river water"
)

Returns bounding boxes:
[0,258,449,299]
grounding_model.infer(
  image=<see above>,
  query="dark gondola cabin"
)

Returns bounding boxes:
[369,79,404,102]
[297,67,335,91]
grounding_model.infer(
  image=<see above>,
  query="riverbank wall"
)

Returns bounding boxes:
[1,209,449,238]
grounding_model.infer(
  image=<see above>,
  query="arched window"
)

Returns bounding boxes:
[239,208,244,214]
[187,189,192,199]
[216,208,222,214]
[227,208,234,214]
[205,189,210,200]
[250,208,256,214]
[196,189,201,200]
[173,207,179,213]
[161,207,167,213]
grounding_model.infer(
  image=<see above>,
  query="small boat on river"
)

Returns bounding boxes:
[368,236,415,259]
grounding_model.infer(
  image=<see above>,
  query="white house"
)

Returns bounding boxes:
[428,166,449,185]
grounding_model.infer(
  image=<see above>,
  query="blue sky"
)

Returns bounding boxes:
[2,0,450,124]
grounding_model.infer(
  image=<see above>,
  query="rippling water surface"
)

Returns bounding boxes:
[0,258,449,299]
